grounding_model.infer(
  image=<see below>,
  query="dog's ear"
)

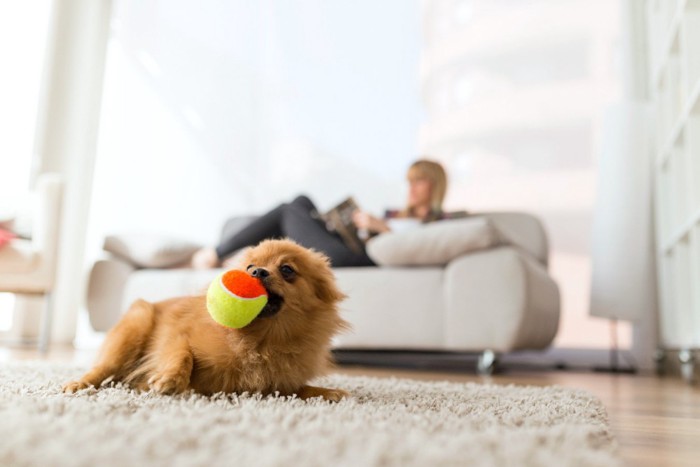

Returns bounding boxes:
[311,251,347,304]
[314,277,347,304]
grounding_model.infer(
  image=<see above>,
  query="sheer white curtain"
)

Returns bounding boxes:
[419,0,627,348]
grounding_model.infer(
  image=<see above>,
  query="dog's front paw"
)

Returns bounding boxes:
[297,385,349,403]
[63,380,93,394]
[321,388,349,403]
[148,372,189,394]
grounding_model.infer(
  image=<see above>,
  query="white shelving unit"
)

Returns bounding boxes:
[647,0,700,380]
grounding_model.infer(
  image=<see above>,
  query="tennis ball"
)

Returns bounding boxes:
[206,270,268,329]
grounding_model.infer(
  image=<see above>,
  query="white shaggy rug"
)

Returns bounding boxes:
[0,362,619,467]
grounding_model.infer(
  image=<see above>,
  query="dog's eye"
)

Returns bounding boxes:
[246,264,254,271]
[279,264,295,279]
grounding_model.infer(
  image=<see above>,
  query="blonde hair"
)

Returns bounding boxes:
[406,159,447,217]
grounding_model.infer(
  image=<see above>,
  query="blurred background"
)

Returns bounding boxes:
[1,0,642,358]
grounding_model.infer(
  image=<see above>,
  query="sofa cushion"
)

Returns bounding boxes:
[103,234,201,269]
[0,228,15,249]
[365,217,498,266]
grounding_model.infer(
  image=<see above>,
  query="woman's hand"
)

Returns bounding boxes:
[352,210,390,233]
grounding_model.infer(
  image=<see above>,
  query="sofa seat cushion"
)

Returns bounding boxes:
[117,266,447,350]
[333,267,445,349]
[121,268,217,308]
[365,217,498,266]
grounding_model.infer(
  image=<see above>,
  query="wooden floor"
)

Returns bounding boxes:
[2,346,699,467]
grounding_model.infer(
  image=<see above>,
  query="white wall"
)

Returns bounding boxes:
[33,0,113,344]
[88,0,422,257]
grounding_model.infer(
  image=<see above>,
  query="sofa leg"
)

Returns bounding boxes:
[477,350,498,376]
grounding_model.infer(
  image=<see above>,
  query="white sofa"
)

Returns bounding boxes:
[86,212,560,373]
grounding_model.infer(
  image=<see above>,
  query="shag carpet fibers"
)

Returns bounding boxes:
[0,362,619,466]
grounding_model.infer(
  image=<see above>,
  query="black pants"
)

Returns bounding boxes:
[215,195,375,268]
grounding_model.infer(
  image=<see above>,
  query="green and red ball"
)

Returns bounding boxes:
[206,270,268,329]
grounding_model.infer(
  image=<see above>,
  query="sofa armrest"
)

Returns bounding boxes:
[86,256,136,332]
[477,212,549,267]
[443,247,560,352]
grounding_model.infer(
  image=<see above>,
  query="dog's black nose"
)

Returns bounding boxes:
[251,268,269,279]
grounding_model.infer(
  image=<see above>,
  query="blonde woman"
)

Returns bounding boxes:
[192,159,456,269]
[353,159,451,234]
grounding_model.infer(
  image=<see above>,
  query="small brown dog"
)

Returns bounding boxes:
[64,239,350,402]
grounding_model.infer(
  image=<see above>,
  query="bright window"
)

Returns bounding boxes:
[0,1,53,330]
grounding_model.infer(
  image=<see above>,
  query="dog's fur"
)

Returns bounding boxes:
[64,239,350,402]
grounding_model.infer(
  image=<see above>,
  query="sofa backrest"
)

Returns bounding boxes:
[220,212,550,267]
[220,215,258,243]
